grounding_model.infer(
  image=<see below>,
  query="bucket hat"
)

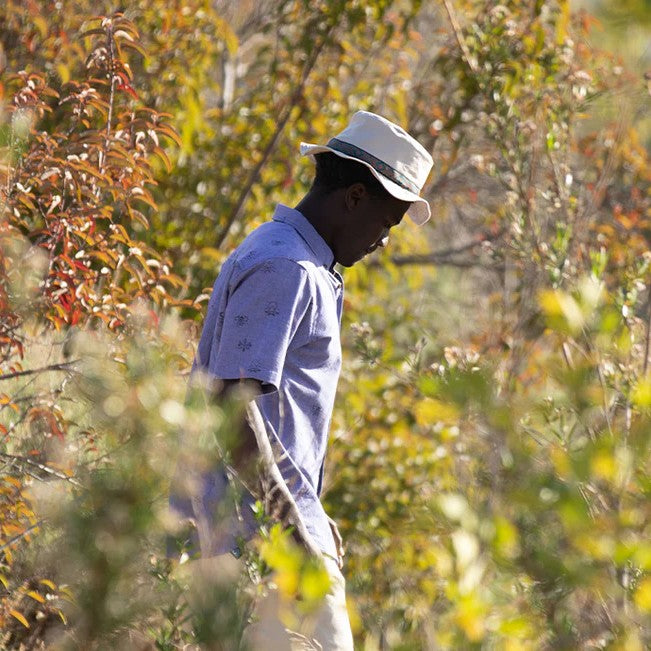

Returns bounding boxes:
[300,110,434,225]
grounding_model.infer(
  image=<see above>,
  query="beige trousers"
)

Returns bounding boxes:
[242,557,355,651]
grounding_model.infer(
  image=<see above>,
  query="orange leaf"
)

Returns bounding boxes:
[9,610,29,628]
[131,194,158,211]
[152,146,172,173]
[27,590,45,604]
[156,123,183,147]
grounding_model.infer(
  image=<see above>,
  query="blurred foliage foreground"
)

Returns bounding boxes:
[1,0,650,649]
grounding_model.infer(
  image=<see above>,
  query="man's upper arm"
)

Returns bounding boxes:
[209,258,312,390]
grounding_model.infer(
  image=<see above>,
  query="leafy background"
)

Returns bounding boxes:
[0,0,650,648]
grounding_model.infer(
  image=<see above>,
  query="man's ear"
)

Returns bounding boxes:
[344,182,366,211]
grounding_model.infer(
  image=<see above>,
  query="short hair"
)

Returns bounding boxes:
[312,152,390,198]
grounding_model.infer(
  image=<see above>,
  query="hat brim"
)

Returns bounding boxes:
[299,142,431,225]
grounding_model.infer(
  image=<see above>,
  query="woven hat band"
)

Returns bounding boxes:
[326,137,420,195]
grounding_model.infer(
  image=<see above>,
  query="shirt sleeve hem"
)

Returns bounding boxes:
[212,365,281,392]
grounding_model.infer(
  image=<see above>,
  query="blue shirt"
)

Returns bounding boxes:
[171,204,344,558]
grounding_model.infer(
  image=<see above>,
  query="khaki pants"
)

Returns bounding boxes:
[241,557,354,651]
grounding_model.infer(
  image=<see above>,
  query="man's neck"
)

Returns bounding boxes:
[294,190,337,253]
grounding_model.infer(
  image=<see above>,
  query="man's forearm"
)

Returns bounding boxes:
[243,401,322,557]
[215,380,321,558]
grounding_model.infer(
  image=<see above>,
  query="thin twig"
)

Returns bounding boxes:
[98,18,117,179]
[0,520,44,554]
[213,26,334,251]
[0,452,83,487]
[575,113,626,235]
[585,331,615,438]
[368,227,506,269]
[441,0,479,74]
[0,360,79,381]
[378,256,504,271]
[643,283,651,376]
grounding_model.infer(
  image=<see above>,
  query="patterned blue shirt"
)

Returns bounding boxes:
[172,204,344,559]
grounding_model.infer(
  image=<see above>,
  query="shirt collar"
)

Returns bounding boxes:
[272,204,335,269]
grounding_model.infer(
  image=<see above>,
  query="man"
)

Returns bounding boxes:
[170,111,433,649]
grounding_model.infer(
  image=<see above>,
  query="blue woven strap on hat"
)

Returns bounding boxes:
[326,137,419,195]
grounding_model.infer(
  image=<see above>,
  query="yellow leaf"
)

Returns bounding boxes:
[590,451,615,481]
[556,0,570,45]
[632,379,651,408]
[57,585,75,603]
[57,64,70,85]
[633,577,651,612]
[0,574,8,589]
[27,590,45,604]
[494,516,520,559]
[152,146,172,173]
[215,17,238,55]
[39,579,56,591]
[3,476,22,488]
[299,562,330,602]
[9,609,29,628]
[539,289,584,333]
[156,123,183,148]
[414,398,459,426]
[201,247,222,262]
[454,594,487,642]
[33,16,48,38]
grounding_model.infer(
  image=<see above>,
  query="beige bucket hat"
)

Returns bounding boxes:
[300,110,434,225]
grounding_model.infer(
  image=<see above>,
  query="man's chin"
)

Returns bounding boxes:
[340,254,364,267]
[335,248,372,267]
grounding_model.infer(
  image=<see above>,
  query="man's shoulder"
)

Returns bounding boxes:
[231,220,320,273]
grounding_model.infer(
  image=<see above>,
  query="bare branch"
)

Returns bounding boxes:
[215,34,332,249]
[98,19,117,179]
[369,227,507,269]
[381,256,503,271]
[0,452,82,487]
[0,520,44,554]
[644,283,651,377]
[0,360,79,381]
[441,0,479,74]
[214,27,333,251]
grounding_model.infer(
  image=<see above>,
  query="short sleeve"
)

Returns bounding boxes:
[209,258,312,389]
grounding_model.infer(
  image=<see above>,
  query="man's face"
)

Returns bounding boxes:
[333,188,413,267]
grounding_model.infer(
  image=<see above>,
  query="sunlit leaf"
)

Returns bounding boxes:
[9,610,29,628]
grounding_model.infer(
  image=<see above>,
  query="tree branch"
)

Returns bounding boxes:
[369,227,507,269]
[0,360,79,381]
[0,520,44,554]
[644,282,651,376]
[372,255,504,271]
[0,452,83,486]
[213,27,333,251]
[441,0,479,74]
[98,18,117,179]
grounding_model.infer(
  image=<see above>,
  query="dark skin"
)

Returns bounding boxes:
[218,184,413,564]
[296,182,413,267]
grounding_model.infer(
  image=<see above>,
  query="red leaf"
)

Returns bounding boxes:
[117,82,139,101]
